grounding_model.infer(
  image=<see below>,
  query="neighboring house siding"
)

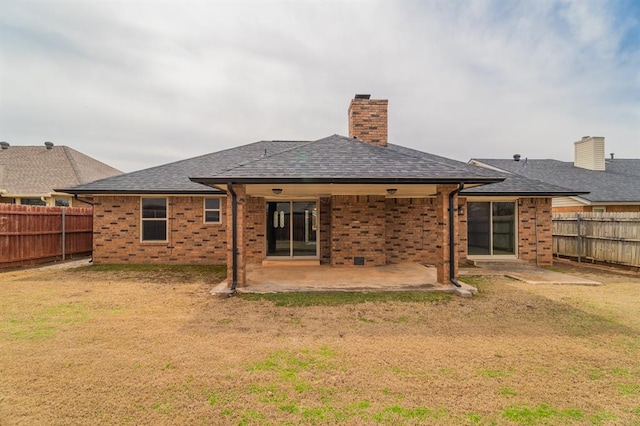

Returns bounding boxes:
[606,205,640,212]
[330,195,387,266]
[553,205,592,213]
[518,198,553,265]
[93,196,227,264]
[553,205,640,213]
[385,198,439,264]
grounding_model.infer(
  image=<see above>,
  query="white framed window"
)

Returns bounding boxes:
[20,197,46,206]
[141,197,168,242]
[592,207,606,213]
[204,198,222,223]
[55,197,70,207]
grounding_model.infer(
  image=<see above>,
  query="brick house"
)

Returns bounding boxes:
[470,136,640,213]
[63,95,580,289]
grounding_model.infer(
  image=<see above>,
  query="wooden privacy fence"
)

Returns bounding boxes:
[0,204,93,269]
[553,212,640,268]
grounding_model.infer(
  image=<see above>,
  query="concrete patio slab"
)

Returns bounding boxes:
[211,262,469,295]
[460,260,602,286]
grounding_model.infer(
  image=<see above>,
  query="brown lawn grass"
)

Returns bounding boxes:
[0,262,639,425]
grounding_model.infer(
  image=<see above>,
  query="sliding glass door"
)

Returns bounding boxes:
[266,201,317,257]
[467,201,516,256]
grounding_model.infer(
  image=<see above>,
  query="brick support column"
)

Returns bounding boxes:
[435,185,459,284]
[226,184,247,288]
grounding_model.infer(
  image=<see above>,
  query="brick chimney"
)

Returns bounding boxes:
[348,94,388,147]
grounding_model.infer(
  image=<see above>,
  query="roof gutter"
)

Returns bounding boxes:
[227,182,238,292]
[74,194,94,206]
[449,183,464,288]
[189,176,504,185]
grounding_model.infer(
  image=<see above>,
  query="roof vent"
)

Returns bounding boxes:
[513,154,521,161]
[582,136,590,140]
[354,94,371,100]
[0,141,9,150]
[44,141,54,149]
[610,153,614,159]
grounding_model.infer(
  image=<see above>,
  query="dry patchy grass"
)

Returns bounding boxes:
[0,263,639,425]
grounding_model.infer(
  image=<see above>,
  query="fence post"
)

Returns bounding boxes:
[61,208,66,261]
[576,213,581,263]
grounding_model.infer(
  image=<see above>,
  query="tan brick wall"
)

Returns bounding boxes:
[319,197,332,264]
[518,198,553,265]
[458,198,468,263]
[348,98,388,147]
[93,195,226,264]
[384,197,439,264]
[435,185,459,284]
[245,195,266,264]
[330,195,386,266]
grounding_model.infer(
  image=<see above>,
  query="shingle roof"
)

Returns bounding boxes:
[63,134,589,195]
[0,145,122,196]
[472,158,640,202]
[62,140,304,194]
[190,135,504,183]
[388,145,581,196]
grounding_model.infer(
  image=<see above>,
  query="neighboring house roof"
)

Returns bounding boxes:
[387,144,582,196]
[62,134,589,196]
[471,158,640,203]
[0,144,122,197]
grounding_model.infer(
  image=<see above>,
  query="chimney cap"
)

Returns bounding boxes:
[0,141,9,150]
[354,94,371,100]
[513,154,521,161]
[44,141,54,149]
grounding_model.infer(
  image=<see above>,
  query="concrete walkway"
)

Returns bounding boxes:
[460,260,602,286]
[212,262,477,296]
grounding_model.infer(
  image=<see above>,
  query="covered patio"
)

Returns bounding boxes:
[211,262,478,296]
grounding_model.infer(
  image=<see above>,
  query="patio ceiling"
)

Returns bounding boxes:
[225,183,484,198]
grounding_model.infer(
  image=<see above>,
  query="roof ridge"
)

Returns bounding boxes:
[62,146,84,184]
[387,144,505,177]
[210,138,323,176]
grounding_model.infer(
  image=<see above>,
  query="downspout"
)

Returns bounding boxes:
[448,183,464,288]
[227,182,238,292]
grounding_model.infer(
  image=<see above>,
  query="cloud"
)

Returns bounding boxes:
[1,0,637,172]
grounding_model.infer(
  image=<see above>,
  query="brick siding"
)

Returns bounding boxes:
[93,195,226,264]
[330,195,387,266]
[384,197,439,264]
[518,197,553,265]
[319,197,332,264]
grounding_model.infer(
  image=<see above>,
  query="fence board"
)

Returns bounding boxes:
[552,212,640,267]
[0,204,93,268]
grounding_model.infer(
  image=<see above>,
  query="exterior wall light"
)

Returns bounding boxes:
[272,188,283,195]
[386,188,397,195]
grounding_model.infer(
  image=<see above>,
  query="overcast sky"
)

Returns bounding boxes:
[1,1,638,172]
